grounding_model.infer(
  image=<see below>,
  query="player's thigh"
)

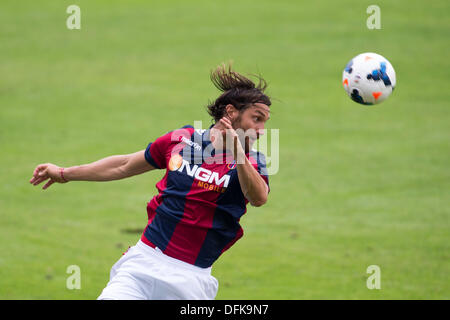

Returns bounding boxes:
[152,270,218,300]
[98,246,154,300]
[97,271,152,300]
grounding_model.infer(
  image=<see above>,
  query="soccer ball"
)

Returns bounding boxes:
[342,52,396,105]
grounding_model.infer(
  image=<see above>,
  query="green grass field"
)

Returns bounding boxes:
[0,0,449,299]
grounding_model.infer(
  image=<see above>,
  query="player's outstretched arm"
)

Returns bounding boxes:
[29,150,155,190]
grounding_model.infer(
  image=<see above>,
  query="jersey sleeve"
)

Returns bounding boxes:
[145,125,194,169]
[145,140,167,169]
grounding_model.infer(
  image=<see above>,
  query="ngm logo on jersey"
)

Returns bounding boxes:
[169,154,230,193]
[170,120,279,175]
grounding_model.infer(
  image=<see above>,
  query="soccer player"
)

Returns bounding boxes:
[29,64,272,300]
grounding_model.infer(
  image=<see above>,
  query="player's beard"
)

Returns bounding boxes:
[231,116,257,154]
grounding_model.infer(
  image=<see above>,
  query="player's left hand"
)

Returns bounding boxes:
[218,117,246,162]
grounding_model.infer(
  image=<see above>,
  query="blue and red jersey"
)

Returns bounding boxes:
[140,124,269,268]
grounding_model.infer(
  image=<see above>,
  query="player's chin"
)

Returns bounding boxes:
[243,134,258,142]
[245,138,258,150]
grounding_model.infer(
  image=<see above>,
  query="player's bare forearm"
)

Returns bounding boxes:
[65,150,153,182]
[235,146,268,207]
[231,138,268,207]
[64,154,130,182]
[30,150,155,190]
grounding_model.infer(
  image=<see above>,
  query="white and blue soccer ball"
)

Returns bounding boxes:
[342,52,396,105]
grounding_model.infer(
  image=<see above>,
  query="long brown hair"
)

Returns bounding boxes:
[206,63,271,122]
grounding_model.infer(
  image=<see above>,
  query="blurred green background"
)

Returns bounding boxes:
[0,0,448,299]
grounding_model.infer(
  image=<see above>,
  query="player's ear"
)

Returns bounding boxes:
[225,104,238,121]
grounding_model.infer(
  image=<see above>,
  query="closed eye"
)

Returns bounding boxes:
[253,110,270,122]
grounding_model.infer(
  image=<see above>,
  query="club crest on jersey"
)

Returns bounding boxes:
[227,160,237,170]
[169,154,230,190]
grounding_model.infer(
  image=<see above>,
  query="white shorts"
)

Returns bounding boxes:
[97,240,219,300]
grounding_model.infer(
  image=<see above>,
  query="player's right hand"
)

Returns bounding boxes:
[29,163,68,190]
